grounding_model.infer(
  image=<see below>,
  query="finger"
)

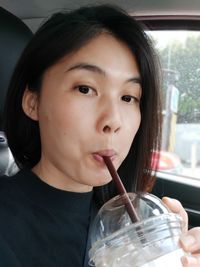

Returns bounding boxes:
[162,197,188,232]
[181,254,200,267]
[180,227,200,253]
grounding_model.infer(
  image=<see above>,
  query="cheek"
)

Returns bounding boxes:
[127,110,141,135]
[123,112,141,147]
[41,100,92,140]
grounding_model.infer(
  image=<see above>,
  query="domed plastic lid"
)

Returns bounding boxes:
[90,192,170,250]
[89,193,185,266]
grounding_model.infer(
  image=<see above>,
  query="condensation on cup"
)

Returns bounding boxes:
[89,193,186,267]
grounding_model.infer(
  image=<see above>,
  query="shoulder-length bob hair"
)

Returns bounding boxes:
[4,4,162,205]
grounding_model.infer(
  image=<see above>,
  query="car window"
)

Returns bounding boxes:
[148,30,200,185]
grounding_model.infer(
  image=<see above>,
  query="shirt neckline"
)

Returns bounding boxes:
[14,169,93,213]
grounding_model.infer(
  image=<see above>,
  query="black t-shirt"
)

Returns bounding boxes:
[0,169,93,267]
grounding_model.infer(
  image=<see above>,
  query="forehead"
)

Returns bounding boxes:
[47,33,140,78]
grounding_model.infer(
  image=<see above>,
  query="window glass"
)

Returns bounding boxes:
[148,30,200,181]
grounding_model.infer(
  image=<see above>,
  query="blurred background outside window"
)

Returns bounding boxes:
[149,30,200,181]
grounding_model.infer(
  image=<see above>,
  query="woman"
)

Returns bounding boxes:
[1,4,200,267]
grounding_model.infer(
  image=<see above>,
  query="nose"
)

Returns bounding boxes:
[97,100,122,134]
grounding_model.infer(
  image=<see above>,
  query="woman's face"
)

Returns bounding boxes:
[23,33,142,192]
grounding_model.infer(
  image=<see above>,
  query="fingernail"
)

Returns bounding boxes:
[180,235,196,248]
[162,196,171,201]
[162,197,173,205]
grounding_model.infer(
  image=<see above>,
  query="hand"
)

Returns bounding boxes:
[162,197,200,267]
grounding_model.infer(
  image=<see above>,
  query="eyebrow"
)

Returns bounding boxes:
[126,77,141,85]
[66,62,141,84]
[67,63,106,76]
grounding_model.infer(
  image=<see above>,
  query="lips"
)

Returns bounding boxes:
[92,149,117,163]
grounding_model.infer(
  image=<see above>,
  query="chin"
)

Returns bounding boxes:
[93,176,112,187]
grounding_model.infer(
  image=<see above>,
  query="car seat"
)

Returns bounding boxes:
[0,7,33,176]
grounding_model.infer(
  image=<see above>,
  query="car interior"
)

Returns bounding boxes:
[0,0,200,229]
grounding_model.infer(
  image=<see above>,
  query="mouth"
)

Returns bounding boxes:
[92,149,117,163]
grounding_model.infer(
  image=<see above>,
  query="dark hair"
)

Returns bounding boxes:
[4,4,162,206]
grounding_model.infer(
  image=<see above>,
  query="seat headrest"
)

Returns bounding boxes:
[0,7,33,128]
[0,131,19,176]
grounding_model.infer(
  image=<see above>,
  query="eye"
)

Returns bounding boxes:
[75,85,96,95]
[121,95,139,104]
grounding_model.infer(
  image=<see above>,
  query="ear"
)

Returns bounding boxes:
[22,88,39,121]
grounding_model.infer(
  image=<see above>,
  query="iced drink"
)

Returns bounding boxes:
[89,193,185,267]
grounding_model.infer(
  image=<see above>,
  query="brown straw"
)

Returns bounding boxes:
[103,156,140,223]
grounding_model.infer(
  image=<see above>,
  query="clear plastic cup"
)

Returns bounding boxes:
[89,193,185,267]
